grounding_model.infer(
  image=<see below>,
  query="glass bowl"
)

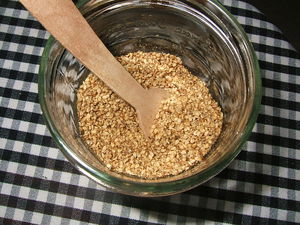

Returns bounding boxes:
[39,0,261,196]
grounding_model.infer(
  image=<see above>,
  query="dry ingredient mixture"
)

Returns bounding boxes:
[77,51,223,179]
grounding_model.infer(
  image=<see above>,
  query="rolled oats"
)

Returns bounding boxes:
[77,51,223,179]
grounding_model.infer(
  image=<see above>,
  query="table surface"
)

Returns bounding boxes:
[0,0,299,224]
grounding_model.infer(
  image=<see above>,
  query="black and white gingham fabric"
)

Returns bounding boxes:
[0,0,299,224]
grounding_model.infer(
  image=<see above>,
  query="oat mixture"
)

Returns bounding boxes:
[77,51,223,179]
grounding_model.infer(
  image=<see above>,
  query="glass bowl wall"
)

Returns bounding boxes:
[39,0,261,196]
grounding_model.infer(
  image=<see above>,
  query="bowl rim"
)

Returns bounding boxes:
[38,0,262,196]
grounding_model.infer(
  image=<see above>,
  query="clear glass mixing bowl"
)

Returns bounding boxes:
[39,0,261,196]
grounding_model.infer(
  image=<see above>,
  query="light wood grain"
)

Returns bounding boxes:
[20,0,168,137]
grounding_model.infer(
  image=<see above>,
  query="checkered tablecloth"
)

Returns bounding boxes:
[0,0,299,224]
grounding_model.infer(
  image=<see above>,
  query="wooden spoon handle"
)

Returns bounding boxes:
[20,0,147,108]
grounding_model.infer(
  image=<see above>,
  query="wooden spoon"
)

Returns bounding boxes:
[20,0,169,137]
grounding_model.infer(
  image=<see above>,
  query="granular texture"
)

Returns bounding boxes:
[77,51,223,179]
